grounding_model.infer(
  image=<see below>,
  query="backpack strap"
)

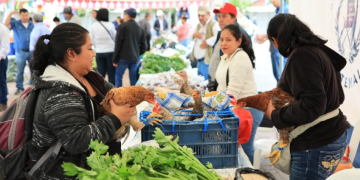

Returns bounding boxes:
[25,140,62,178]
[226,68,229,87]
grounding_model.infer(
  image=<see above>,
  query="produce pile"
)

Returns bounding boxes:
[62,128,222,180]
[153,37,168,47]
[140,52,187,74]
[141,71,207,91]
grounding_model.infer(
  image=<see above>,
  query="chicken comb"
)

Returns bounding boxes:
[153,102,160,113]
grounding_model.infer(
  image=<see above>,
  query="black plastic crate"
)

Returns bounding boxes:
[140,110,239,169]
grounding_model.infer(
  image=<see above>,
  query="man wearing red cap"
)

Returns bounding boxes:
[208,3,252,81]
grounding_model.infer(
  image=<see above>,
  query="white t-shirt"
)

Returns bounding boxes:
[215,48,257,99]
[89,21,117,53]
[159,18,164,30]
[22,22,29,28]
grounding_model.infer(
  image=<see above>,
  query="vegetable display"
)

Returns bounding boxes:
[140,52,187,74]
[62,128,222,180]
[153,37,168,47]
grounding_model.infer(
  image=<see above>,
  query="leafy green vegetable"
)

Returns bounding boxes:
[62,129,222,180]
[139,52,187,74]
[153,37,168,47]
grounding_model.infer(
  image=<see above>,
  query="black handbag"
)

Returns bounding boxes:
[207,68,229,92]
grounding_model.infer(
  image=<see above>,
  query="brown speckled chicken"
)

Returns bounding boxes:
[187,90,204,121]
[177,70,193,96]
[235,87,295,144]
[100,86,162,141]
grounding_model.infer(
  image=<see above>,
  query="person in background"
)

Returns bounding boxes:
[92,9,97,19]
[209,3,260,164]
[256,0,288,82]
[4,8,34,95]
[29,13,51,85]
[154,10,168,37]
[113,16,122,30]
[113,8,147,87]
[176,14,190,47]
[63,6,82,26]
[30,13,51,52]
[29,23,135,179]
[53,17,61,25]
[237,10,257,37]
[265,14,350,179]
[189,5,220,80]
[216,24,261,164]
[138,12,152,51]
[0,23,10,112]
[90,8,116,85]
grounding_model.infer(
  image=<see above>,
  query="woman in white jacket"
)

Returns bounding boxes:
[215,24,263,164]
[90,8,117,85]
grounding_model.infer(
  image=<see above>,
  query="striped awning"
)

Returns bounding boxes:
[41,0,209,10]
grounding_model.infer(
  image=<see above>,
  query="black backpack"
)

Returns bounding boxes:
[0,87,61,180]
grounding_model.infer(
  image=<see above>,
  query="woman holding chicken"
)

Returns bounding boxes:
[215,24,263,164]
[28,23,135,179]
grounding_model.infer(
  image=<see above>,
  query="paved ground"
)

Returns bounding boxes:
[4,41,288,179]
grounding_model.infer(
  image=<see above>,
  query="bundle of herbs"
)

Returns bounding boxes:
[62,128,222,180]
[140,52,187,74]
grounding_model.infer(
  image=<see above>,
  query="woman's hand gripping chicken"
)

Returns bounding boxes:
[101,86,163,141]
[234,87,296,144]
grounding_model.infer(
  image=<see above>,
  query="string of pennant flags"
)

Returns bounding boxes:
[2,0,212,10]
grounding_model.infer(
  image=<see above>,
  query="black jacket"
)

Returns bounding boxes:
[29,65,122,179]
[272,45,351,151]
[113,19,147,63]
[154,18,168,36]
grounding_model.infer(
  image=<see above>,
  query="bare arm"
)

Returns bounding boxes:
[4,11,18,29]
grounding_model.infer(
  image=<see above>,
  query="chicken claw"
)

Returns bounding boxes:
[149,118,162,126]
[146,112,163,125]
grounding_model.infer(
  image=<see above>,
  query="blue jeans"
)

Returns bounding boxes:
[96,52,115,85]
[0,57,8,105]
[197,60,209,80]
[242,108,264,164]
[115,61,139,87]
[290,131,347,180]
[179,38,189,47]
[15,49,32,90]
[270,51,288,82]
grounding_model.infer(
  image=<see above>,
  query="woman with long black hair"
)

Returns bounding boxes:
[265,14,350,180]
[216,24,263,164]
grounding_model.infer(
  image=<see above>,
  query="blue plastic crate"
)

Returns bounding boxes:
[140,110,239,169]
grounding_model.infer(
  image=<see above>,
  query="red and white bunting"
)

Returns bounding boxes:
[115,2,121,9]
[109,1,115,9]
[123,2,128,9]
[53,0,59,6]
[80,1,86,8]
[59,0,65,7]
[74,0,80,8]
[88,1,93,9]
[101,1,107,8]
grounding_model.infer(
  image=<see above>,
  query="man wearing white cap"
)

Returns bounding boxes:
[154,10,168,37]
[189,6,220,80]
